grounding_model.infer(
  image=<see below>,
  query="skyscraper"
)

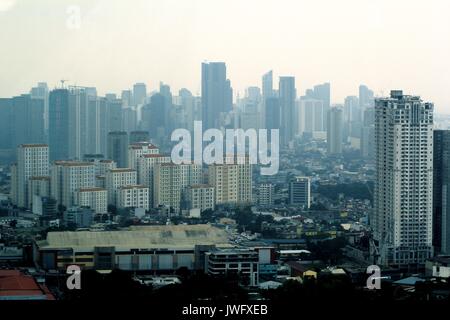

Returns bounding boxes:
[107,132,128,168]
[201,62,233,130]
[279,76,296,146]
[265,97,280,130]
[312,83,331,130]
[433,130,450,255]
[133,83,147,106]
[261,70,274,128]
[373,90,434,267]
[11,94,45,148]
[262,70,274,100]
[327,107,343,155]
[49,89,70,161]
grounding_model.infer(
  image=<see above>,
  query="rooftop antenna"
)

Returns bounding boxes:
[60,79,68,88]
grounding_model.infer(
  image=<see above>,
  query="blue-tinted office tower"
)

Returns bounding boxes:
[265,97,280,130]
[279,76,296,146]
[49,89,70,161]
[141,93,166,140]
[0,98,12,150]
[12,94,45,148]
[201,62,233,130]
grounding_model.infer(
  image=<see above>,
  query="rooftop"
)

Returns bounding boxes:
[38,224,232,250]
[0,270,55,300]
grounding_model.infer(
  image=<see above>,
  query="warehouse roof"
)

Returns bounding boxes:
[37,224,231,251]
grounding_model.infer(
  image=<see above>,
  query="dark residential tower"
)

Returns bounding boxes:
[433,130,450,255]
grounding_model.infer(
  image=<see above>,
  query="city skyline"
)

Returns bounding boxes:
[2,0,450,112]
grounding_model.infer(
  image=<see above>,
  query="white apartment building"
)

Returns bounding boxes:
[373,90,434,267]
[258,183,274,206]
[138,154,171,205]
[51,161,96,208]
[187,185,215,212]
[74,187,108,214]
[105,168,137,205]
[208,157,252,206]
[116,185,149,210]
[94,159,117,176]
[12,144,49,209]
[128,142,159,170]
[153,163,202,212]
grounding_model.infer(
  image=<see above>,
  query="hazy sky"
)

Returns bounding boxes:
[1,0,450,112]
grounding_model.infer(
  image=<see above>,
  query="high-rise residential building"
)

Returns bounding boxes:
[258,183,274,207]
[361,125,375,158]
[186,185,215,212]
[208,156,252,206]
[28,176,51,209]
[133,83,147,106]
[105,168,137,205]
[138,154,171,205]
[201,62,233,130]
[288,177,311,208]
[107,132,128,168]
[279,77,296,146]
[51,161,96,209]
[153,163,202,211]
[93,159,117,176]
[433,130,450,255]
[87,96,108,156]
[116,185,149,210]
[344,95,361,140]
[68,87,94,160]
[11,94,45,148]
[128,142,159,170]
[373,90,434,267]
[327,107,343,155]
[49,89,70,161]
[11,144,49,209]
[74,187,108,214]
[299,98,324,135]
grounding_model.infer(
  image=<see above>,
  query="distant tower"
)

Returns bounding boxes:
[327,107,343,154]
[279,76,296,146]
[201,62,233,130]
